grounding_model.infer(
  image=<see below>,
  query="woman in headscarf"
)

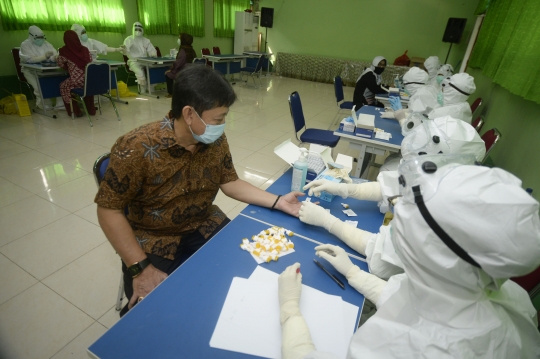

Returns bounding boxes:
[352,56,387,109]
[165,33,197,98]
[57,30,94,117]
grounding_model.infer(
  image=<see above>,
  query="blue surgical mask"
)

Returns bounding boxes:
[81,34,88,42]
[189,108,226,144]
[402,88,411,96]
[436,75,445,85]
[437,92,444,106]
[33,39,44,46]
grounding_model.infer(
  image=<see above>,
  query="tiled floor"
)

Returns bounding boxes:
[0,75,365,358]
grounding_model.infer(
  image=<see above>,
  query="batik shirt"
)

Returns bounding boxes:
[95,116,238,260]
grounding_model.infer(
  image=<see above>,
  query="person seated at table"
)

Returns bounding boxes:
[428,73,476,124]
[279,155,540,358]
[95,65,304,317]
[19,25,64,110]
[352,56,387,110]
[123,22,157,94]
[300,117,486,280]
[424,55,441,86]
[57,30,95,118]
[381,67,439,122]
[164,33,197,98]
[71,24,126,56]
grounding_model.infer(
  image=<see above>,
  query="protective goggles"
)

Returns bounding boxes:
[397,154,482,268]
[442,81,471,96]
[30,33,46,40]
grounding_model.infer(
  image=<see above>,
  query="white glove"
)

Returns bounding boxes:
[150,52,157,58]
[118,45,127,54]
[346,182,383,202]
[394,109,408,121]
[316,244,387,304]
[380,111,395,119]
[45,51,54,58]
[300,202,372,255]
[279,263,317,359]
[299,202,339,231]
[48,55,57,62]
[30,55,47,63]
[304,180,349,198]
[314,244,354,276]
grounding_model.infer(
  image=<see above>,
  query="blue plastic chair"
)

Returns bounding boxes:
[330,76,354,129]
[288,91,340,148]
[239,55,265,87]
[71,62,121,127]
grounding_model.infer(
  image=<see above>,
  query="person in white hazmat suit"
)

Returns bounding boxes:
[300,117,486,280]
[279,154,540,359]
[19,25,63,110]
[381,67,439,120]
[428,73,476,123]
[71,24,125,55]
[424,55,441,86]
[123,22,157,93]
[433,63,454,90]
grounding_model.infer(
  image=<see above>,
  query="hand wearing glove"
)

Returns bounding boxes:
[380,111,395,119]
[150,53,158,58]
[300,202,372,255]
[48,55,57,62]
[389,96,402,111]
[315,244,387,304]
[118,45,127,54]
[278,263,316,359]
[304,180,382,202]
[44,51,54,58]
[394,109,408,121]
[30,55,47,63]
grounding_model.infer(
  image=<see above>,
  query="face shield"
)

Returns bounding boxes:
[400,112,425,137]
[401,120,451,161]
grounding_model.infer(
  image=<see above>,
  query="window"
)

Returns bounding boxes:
[469,0,540,104]
[0,0,126,33]
[136,0,205,37]
[213,0,250,38]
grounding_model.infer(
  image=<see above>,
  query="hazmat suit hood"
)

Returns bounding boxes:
[132,22,144,38]
[401,116,486,162]
[424,56,441,80]
[71,24,85,37]
[442,73,476,105]
[28,25,45,41]
[402,67,429,97]
[438,64,454,78]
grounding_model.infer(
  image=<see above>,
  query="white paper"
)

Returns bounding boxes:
[345,220,358,227]
[210,267,359,359]
[375,131,392,141]
[343,209,357,217]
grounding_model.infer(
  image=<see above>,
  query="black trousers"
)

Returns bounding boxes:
[166,76,174,95]
[120,218,231,317]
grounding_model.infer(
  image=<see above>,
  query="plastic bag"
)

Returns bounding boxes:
[0,96,17,115]
[393,51,410,67]
[111,81,137,97]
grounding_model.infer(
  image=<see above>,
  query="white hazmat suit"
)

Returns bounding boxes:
[123,22,157,92]
[71,24,124,55]
[433,63,454,90]
[423,55,441,86]
[19,25,59,109]
[428,73,476,124]
[281,155,540,358]
[301,117,486,280]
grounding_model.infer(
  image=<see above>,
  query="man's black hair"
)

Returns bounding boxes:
[171,65,237,119]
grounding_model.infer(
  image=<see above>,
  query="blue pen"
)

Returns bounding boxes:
[313,259,345,290]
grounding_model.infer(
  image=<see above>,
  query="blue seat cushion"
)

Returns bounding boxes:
[71,88,84,96]
[340,101,354,110]
[300,129,340,148]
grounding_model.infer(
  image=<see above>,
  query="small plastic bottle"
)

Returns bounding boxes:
[394,75,400,90]
[291,148,308,192]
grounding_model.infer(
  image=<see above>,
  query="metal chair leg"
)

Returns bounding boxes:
[78,95,93,127]
[104,93,121,121]
[70,98,75,120]
[98,95,102,115]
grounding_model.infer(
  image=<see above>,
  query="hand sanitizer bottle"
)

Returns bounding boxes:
[291,148,308,192]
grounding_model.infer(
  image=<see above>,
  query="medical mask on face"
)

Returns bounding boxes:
[81,34,88,42]
[374,66,385,75]
[437,92,444,106]
[402,88,411,96]
[135,30,143,37]
[436,75,445,85]
[177,38,181,46]
[33,39,44,46]
[189,109,226,144]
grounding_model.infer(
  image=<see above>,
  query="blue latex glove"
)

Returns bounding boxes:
[389,96,402,111]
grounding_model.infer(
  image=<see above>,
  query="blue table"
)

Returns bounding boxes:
[136,57,176,98]
[375,92,410,105]
[333,105,404,178]
[202,54,249,82]
[88,214,368,359]
[241,169,384,258]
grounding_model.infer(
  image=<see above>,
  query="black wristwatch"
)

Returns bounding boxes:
[128,258,151,278]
